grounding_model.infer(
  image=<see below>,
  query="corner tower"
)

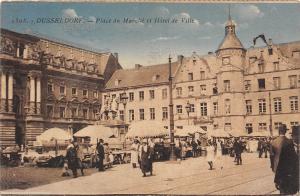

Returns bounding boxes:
[215,11,246,136]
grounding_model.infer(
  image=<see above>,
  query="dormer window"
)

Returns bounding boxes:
[115,79,121,86]
[152,74,160,81]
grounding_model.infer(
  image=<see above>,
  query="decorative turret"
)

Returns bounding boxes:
[216,9,245,54]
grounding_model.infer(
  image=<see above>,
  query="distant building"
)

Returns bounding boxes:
[0,29,121,146]
[103,15,300,136]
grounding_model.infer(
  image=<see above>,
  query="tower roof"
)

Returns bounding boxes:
[216,12,244,52]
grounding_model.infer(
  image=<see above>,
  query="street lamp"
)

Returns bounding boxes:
[120,91,128,137]
[185,101,191,125]
[168,55,176,161]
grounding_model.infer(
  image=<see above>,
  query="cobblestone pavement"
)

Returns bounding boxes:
[1,153,278,195]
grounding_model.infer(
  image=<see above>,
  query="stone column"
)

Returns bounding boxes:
[7,72,14,112]
[29,75,36,114]
[0,71,7,112]
[36,77,41,114]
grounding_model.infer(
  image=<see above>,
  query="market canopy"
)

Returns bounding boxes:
[36,128,72,142]
[126,121,169,139]
[207,128,231,138]
[74,125,115,144]
[175,125,206,137]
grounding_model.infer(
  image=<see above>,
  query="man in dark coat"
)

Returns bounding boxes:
[97,139,105,172]
[66,141,78,178]
[233,138,243,165]
[270,124,299,194]
[257,138,263,158]
[139,139,153,177]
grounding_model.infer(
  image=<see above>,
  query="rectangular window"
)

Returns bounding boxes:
[139,109,145,120]
[59,107,65,118]
[150,108,155,120]
[200,71,205,80]
[46,105,53,118]
[162,89,168,99]
[225,123,231,131]
[93,109,98,119]
[190,104,195,113]
[244,80,251,91]
[246,123,253,134]
[246,100,252,114]
[213,102,218,115]
[289,75,297,88]
[176,87,182,97]
[188,73,193,81]
[258,63,264,73]
[258,99,266,113]
[258,123,267,131]
[71,108,77,118]
[176,105,183,114]
[83,109,88,119]
[139,91,144,101]
[188,86,194,93]
[162,107,168,120]
[258,79,265,90]
[290,96,299,112]
[273,97,282,113]
[200,85,206,95]
[93,91,98,98]
[129,110,134,121]
[119,110,124,121]
[273,62,279,71]
[200,102,207,116]
[274,122,283,130]
[60,86,65,95]
[47,84,53,93]
[149,90,155,99]
[224,80,230,92]
[129,92,134,102]
[72,87,77,96]
[83,89,88,97]
[273,77,281,89]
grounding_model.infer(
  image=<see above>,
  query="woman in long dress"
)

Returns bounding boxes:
[130,139,140,168]
[215,139,224,169]
[206,140,215,170]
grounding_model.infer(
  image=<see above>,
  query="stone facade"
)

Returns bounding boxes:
[104,16,300,137]
[0,29,121,147]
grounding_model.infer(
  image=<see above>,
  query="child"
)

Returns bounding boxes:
[108,152,114,168]
[61,160,70,177]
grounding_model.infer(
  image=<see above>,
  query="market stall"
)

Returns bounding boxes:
[125,121,169,139]
[74,125,116,144]
[174,125,206,137]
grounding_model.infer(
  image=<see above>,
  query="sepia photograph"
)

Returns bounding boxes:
[0,1,299,195]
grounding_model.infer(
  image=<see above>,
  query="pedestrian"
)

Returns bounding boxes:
[74,142,85,176]
[139,139,153,177]
[270,124,299,194]
[262,138,268,158]
[130,138,140,168]
[97,139,105,172]
[206,139,215,170]
[66,141,78,178]
[191,139,198,158]
[233,138,243,165]
[103,142,110,168]
[215,139,223,169]
[181,140,187,160]
[257,138,263,158]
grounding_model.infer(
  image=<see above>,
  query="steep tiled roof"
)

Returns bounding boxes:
[105,62,179,90]
[217,33,244,51]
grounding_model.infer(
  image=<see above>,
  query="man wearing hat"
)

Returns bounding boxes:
[270,124,298,194]
[97,139,105,172]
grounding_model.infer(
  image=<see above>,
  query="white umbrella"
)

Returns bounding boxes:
[36,128,72,142]
[74,125,115,144]
[175,125,206,137]
[126,121,169,139]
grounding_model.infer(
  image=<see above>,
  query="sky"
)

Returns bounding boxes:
[1,3,300,69]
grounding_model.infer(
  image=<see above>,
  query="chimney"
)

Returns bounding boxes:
[135,64,142,69]
[177,55,184,64]
[113,53,118,61]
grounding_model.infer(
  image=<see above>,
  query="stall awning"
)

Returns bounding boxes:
[126,121,169,139]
